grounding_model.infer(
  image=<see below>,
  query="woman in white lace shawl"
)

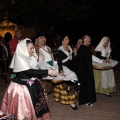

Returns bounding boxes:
[0,38,57,120]
[94,36,117,97]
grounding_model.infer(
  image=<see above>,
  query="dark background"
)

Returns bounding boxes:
[0,0,120,60]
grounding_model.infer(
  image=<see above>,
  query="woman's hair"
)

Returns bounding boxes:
[56,34,67,48]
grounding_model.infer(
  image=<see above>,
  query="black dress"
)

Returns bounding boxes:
[74,45,96,105]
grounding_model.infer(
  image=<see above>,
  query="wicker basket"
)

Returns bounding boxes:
[93,65,112,70]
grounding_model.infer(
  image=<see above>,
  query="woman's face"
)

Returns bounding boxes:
[103,39,109,48]
[62,36,69,45]
[27,43,34,57]
[36,36,46,47]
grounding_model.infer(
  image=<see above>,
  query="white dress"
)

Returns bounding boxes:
[92,55,117,89]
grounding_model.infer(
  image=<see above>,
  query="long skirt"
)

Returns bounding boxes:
[0,81,51,120]
[94,69,116,94]
[53,82,78,105]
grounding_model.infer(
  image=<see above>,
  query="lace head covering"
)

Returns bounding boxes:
[10,38,38,72]
[95,36,111,58]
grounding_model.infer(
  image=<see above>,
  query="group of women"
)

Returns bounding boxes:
[0,32,118,120]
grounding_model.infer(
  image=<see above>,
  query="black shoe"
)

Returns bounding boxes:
[70,105,78,110]
[106,93,112,97]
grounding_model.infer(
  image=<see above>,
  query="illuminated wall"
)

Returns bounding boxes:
[0,21,36,39]
[0,20,17,38]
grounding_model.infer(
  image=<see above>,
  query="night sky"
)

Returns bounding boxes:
[52,1,120,46]
[52,0,120,60]
[0,0,120,59]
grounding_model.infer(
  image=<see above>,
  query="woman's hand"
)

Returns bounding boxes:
[48,69,58,77]
[59,70,64,76]
[106,58,111,63]
[73,48,77,56]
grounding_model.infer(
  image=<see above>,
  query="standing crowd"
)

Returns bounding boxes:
[0,29,118,120]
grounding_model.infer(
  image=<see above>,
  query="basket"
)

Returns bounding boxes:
[93,65,112,70]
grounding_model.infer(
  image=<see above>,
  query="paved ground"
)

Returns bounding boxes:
[0,70,120,120]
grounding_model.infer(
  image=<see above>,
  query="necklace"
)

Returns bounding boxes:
[37,44,51,54]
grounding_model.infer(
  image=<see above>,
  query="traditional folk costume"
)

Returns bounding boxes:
[53,45,78,105]
[35,44,78,82]
[94,36,118,95]
[0,39,51,120]
[35,44,54,94]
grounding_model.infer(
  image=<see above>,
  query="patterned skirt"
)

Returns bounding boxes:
[53,82,78,105]
[1,80,51,120]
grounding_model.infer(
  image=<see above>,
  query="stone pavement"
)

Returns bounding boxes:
[0,70,120,120]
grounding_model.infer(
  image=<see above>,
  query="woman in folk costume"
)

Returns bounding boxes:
[94,36,117,97]
[0,38,57,120]
[53,34,79,110]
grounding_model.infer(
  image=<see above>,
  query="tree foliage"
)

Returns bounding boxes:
[0,0,101,33]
